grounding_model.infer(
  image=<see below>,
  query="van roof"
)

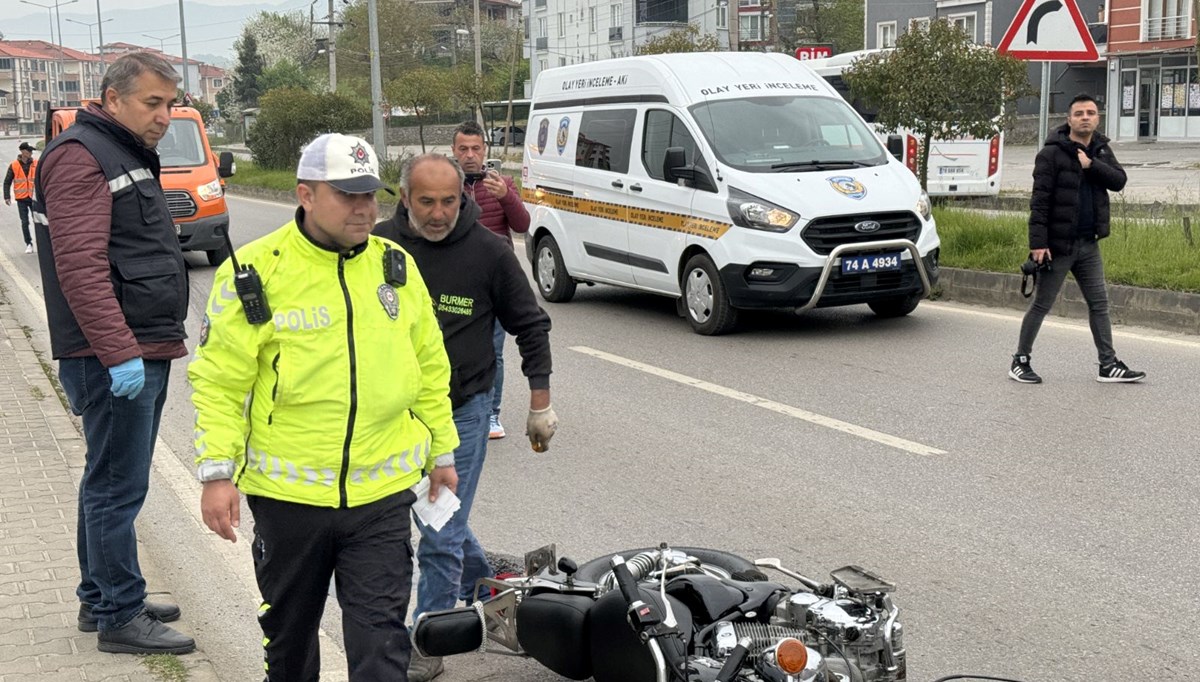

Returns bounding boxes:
[531,52,835,109]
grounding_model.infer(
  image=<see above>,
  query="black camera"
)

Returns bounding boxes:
[1020,256,1052,298]
[1020,258,1051,276]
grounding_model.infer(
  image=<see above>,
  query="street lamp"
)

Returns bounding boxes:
[21,0,79,106]
[65,17,111,55]
[66,16,110,98]
[142,32,180,54]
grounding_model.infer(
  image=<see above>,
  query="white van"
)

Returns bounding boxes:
[521,52,940,335]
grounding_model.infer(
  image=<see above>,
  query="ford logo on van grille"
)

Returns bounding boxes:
[854,220,882,233]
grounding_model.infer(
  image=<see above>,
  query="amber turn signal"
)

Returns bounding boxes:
[775,638,808,675]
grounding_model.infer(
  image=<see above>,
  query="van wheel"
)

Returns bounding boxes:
[534,235,576,303]
[206,244,231,267]
[868,292,922,318]
[682,254,738,335]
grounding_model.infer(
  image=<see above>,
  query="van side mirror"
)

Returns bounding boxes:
[663,146,716,193]
[218,151,236,178]
[886,135,904,161]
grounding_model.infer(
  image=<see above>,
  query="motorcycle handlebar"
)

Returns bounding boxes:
[610,555,644,607]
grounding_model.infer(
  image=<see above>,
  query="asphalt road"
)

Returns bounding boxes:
[2,157,1198,681]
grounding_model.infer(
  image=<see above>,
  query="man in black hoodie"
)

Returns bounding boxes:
[374,153,555,682]
[1009,93,1145,384]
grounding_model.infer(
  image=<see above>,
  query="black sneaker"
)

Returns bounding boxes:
[1008,355,1042,384]
[1098,360,1145,383]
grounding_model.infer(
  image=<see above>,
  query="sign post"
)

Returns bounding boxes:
[997,0,1101,144]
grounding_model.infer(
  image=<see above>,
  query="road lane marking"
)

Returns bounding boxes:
[923,301,1200,350]
[0,249,349,677]
[570,346,946,457]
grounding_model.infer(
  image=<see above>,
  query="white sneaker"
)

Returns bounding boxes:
[24,243,33,254]
[488,415,505,440]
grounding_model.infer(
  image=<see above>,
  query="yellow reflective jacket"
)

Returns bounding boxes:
[188,218,459,508]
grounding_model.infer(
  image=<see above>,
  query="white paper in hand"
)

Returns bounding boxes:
[411,477,462,532]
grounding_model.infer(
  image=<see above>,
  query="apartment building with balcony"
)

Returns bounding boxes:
[524,0,732,92]
[1105,0,1198,140]
[0,42,57,136]
[864,0,1107,117]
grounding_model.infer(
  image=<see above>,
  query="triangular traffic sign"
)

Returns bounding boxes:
[997,0,1099,61]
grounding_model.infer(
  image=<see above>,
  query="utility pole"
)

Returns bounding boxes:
[95,0,106,75]
[21,0,78,106]
[65,16,110,97]
[367,0,385,158]
[473,0,483,126]
[178,0,190,96]
[328,0,337,92]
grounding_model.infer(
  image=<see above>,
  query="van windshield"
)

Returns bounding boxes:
[690,96,888,173]
[157,118,207,167]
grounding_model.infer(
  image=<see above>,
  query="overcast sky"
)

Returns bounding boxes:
[0,0,300,23]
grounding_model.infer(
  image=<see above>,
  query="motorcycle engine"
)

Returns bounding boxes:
[767,592,906,682]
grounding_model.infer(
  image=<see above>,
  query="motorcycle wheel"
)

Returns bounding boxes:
[574,547,757,585]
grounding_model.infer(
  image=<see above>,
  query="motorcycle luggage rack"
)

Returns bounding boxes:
[830,565,895,594]
[474,578,524,655]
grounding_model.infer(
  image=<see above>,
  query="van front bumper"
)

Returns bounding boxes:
[177,212,228,253]
[719,244,939,310]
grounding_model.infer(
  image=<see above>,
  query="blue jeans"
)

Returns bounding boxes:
[59,356,171,631]
[413,391,494,621]
[16,199,33,245]
[490,320,505,420]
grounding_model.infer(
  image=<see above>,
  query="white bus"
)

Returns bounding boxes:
[804,50,1002,198]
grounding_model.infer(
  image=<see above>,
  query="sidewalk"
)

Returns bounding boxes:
[0,288,219,680]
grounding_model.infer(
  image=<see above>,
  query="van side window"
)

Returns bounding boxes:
[576,110,636,173]
[641,110,699,182]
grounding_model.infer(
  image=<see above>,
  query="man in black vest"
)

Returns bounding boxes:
[32,52,195,655]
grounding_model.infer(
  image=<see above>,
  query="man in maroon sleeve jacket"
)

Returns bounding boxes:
[449,121,531,441]
[31,52,195,655]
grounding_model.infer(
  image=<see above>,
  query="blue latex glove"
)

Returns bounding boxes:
[108,357,145,399]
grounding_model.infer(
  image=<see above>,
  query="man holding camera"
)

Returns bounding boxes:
[1009,93,1145,384]
[449,121,531,440]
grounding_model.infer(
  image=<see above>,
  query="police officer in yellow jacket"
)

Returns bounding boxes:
[189,133,459,681]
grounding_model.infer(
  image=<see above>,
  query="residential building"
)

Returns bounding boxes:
[198,64,228,109]
[1105,0,1198,140]
[0,42,58,136]
[523,0,733,93]
[864,0,1108,117]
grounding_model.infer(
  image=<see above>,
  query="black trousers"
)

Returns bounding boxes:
[248,490,417,682]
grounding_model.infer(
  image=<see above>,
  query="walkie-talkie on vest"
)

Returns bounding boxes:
[222,228,271,325]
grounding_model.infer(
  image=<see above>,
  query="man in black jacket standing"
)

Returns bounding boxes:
[374,153,556,682]
[1010,93,1145,384]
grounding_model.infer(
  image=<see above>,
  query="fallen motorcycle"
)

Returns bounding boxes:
[413,543,1028,682]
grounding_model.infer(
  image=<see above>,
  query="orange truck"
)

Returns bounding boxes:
[44,103,236,266]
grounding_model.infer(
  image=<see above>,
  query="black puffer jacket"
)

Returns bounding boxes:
[1028,124,1126,255]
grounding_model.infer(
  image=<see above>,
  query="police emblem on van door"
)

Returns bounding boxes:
[827,176,867,200]
[378,284,399,320]
[556,117,570,155]
[537,119,550,155]
[854,220,881,233]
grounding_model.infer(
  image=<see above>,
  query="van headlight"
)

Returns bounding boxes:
[916,191,931,221]
[727,187,799,233]
[197,179,223,201]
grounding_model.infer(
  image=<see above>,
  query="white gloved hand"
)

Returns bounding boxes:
[526,406,558,453]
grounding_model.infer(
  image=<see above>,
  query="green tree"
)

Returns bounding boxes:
[844,19,1031,190]
[335,0,441,92]
[231,32,267,109]
[385,67,454,152]
[248,87,372,169]
[784,0,863,54]
[636,24,722,55]
[259,60,316,94]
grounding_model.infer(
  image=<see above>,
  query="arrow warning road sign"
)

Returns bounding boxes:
[997,0,1100,61]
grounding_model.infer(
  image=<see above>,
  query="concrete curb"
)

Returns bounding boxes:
[934,267,1200,336]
